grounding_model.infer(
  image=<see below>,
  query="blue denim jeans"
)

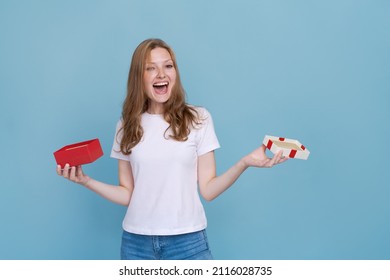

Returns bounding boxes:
[120,229,213,260]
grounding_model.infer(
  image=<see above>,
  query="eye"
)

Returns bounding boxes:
[146,66,155,71]
[166,64,174,69]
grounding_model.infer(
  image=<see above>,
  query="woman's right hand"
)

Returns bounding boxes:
[56,164,90,186]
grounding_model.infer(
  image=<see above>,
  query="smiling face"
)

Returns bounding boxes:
[143,47,177,114]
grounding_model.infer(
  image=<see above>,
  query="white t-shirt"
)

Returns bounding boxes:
[110,107,220,235]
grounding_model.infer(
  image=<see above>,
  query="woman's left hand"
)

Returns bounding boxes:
[243,144,288,168]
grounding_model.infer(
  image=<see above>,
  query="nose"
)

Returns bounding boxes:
[157,67,166,79]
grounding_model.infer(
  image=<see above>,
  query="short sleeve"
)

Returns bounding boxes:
[196,108,220,156]
[110,120,130,161]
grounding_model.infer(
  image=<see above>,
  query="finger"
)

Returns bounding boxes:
[56,165,62,175]
[267,158,276,167]
[276,150,290,164]
[264,158,273,168]
[268,151,282,167]
[279,157,289,164]
[274,151,284,164]
[63,164,70,178]
[259,157,272,168]
[69,166,77,181]
[268,154,279,166]
[76,165,83,177]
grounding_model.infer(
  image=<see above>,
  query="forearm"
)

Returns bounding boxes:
[83,178,132,206]
[201,157,248,201]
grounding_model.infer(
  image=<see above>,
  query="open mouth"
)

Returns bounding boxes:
[153,82,169,95]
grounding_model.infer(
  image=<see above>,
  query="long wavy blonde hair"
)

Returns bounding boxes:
[118,38,201,155]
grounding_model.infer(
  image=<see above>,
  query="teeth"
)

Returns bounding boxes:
[153,82,168,86]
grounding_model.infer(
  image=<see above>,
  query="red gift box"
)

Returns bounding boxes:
[263,135,310,160]
[54,138,103,167]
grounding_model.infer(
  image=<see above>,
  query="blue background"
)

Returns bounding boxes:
[1,0,389,260]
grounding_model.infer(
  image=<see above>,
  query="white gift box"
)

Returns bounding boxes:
[263,135,310,160]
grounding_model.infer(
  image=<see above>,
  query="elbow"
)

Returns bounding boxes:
[119,199,130,207]
[200,190,217,202]
[199,180,219,201]
[203,196,215,202]
[118,185,132,206]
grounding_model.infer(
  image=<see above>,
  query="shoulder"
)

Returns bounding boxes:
[186,105,216,132]
[188,105,212,119]
[115,118,124,130]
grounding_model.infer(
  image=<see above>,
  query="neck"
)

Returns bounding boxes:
[147,103,164,114]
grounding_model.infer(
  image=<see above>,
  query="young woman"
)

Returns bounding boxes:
[57,38,287,260]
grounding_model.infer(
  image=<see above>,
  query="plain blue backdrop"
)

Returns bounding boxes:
[1,0,389,260]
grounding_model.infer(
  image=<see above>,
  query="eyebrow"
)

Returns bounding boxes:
[145,59,173,65]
